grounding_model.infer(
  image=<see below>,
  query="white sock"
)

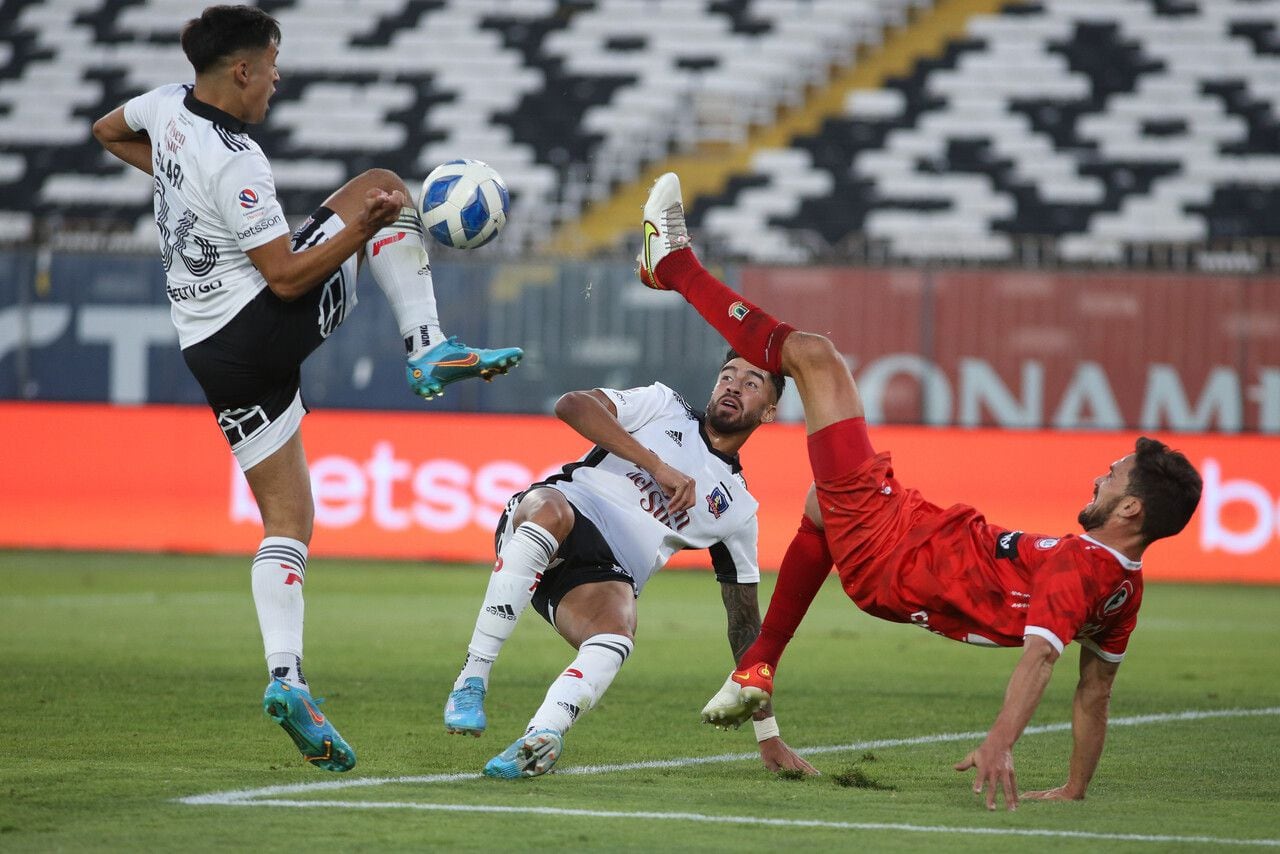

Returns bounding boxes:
[453,521,559,690]
[252,537,308,688]
[364,206,444,357]
[527,633,634,735]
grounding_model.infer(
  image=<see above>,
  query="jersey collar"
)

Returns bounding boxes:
[183,85,249,133]
[1080,534,1142,571]
[694,413,743,473]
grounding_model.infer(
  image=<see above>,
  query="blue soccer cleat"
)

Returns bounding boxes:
[406,336,523,399]
[483,729,563,779]
[444,677,487,736]
[262,679,356,772]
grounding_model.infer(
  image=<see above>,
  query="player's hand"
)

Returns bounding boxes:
[651,462,696,513]
[759,737,819,775]
[1022,785,1083,802]
[362,188,405,232]
[954,739,1019,811]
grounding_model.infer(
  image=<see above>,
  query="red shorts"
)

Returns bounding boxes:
[808,421,946,615]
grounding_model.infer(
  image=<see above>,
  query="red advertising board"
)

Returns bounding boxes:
[742,268,1280,433]
[2,402,1277,584]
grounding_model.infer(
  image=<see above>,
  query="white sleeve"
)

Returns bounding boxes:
[122,83,185,135]
[598,382,678,433]
[710,515,761,585]
[213,150,290,251]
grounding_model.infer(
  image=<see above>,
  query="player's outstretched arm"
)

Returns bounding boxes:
[954,634,1060,811]
[1023,644,1119,802]
[720,580,818,775]
[554,389,696,512]
[246,188,403,301]
[93,107,153,176]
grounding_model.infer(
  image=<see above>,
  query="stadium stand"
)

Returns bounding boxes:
[2,0,1277,265]
[0,0,923,254]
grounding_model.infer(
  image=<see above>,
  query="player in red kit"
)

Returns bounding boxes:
[635,172,1203,810]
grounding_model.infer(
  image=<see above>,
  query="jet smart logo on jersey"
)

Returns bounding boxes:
[238,188,259,209]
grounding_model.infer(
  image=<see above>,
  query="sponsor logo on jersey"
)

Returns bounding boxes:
[236,213,282,240]
[1035,537,1060,550]
[995,530,1024,559]
[238,188,259,208]
[706,486,730,519]
[665,429,683,446]
[165,278,225,302]
[1101,580,1134,615]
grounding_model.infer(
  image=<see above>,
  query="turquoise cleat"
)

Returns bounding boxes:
[444,677,488,736]
[483,729,563,779]
[262,679,356,772]
[406,336,523,399]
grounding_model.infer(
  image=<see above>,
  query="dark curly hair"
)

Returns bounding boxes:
[182,5,281,74]
[1126,436,1202,544]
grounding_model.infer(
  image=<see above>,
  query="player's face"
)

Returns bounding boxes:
[706,358,777,435]
[241,42,280,124]
[1078,454,1136,530]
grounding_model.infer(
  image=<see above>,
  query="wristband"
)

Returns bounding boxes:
[753,716,780,742]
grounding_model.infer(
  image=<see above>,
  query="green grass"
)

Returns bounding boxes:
[2,550,1278,852]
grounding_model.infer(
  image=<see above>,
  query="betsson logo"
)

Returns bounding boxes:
[1200,458,1280,555]
[230,442,562,532]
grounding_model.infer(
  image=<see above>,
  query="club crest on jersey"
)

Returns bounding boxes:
[238,188,259,209]
[728,301,749,321]
[706,486,730,518]
[1102,580,1134,615]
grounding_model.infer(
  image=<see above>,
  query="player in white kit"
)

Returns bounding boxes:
[91,5,522,772]
[444,353,818,778]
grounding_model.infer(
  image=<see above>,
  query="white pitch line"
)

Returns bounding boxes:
[179,705,1280,807]
[198,801,1280,848]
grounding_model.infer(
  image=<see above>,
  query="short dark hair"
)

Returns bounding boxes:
[1126,436,1202,544]
[723,349,786,403]
[181,5,281,74]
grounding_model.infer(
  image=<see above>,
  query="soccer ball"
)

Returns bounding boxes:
[418,159,510,249]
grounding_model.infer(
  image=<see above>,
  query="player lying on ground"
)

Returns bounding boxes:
[92,5,522,772]
[443,356,817,778]
[635,173,1203,810]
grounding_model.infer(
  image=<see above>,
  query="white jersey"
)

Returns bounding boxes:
[545,383,761,593]
[124,84,291,348]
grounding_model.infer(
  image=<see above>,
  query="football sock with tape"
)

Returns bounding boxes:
[252,536,308,688]
[527,633,633,735]
[738,515,831,671]
[365,206,444,358]
[453,521,559,691]
[655,249,794,375]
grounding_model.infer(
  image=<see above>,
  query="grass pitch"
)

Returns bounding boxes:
[2,550,1278,852]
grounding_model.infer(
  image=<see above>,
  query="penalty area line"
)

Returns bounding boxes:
[207,800,1280,848]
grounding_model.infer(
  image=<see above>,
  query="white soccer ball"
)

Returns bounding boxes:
[419,159,510,249]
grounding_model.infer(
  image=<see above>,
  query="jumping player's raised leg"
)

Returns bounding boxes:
[638,172,875,724]
[319,168,522,400]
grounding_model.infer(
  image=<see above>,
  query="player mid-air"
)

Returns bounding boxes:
[92,5,522,771]
[635,172,1203,810]
[443,357,816,778]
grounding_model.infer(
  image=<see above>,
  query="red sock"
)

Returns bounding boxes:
[738,516,832,670]
[656,249,794,374]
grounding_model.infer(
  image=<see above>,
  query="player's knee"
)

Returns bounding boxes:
[515,489,575,542]
[803,484,824,531]
[357,167,409,198]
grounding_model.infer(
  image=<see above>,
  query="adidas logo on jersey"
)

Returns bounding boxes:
[484,604,517,621]
[666,430,683,446]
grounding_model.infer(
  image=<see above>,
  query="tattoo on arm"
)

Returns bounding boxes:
[720,581,761,666]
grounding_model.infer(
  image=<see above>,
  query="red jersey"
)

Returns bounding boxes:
[820,453,1143,662]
